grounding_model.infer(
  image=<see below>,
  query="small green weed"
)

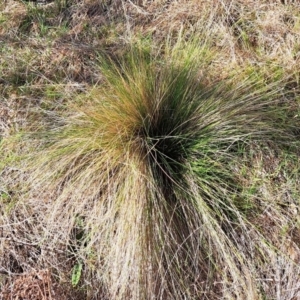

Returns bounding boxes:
[71,260,83,288]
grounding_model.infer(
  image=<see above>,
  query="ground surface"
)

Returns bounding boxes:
[1,1,300,299]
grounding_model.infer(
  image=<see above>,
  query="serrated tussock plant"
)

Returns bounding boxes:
[4,39,299,299]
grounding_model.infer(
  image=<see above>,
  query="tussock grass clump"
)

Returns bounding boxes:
[1,38,300,299]
[1,0,300,299]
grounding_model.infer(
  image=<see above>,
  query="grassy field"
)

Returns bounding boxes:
[0,0,300,299]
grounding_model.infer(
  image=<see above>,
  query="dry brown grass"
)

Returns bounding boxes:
[1,0,300,299]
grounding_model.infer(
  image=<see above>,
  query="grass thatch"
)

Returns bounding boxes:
[1,1,300,299]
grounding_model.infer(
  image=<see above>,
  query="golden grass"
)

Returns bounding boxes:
[0,1,300,299]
